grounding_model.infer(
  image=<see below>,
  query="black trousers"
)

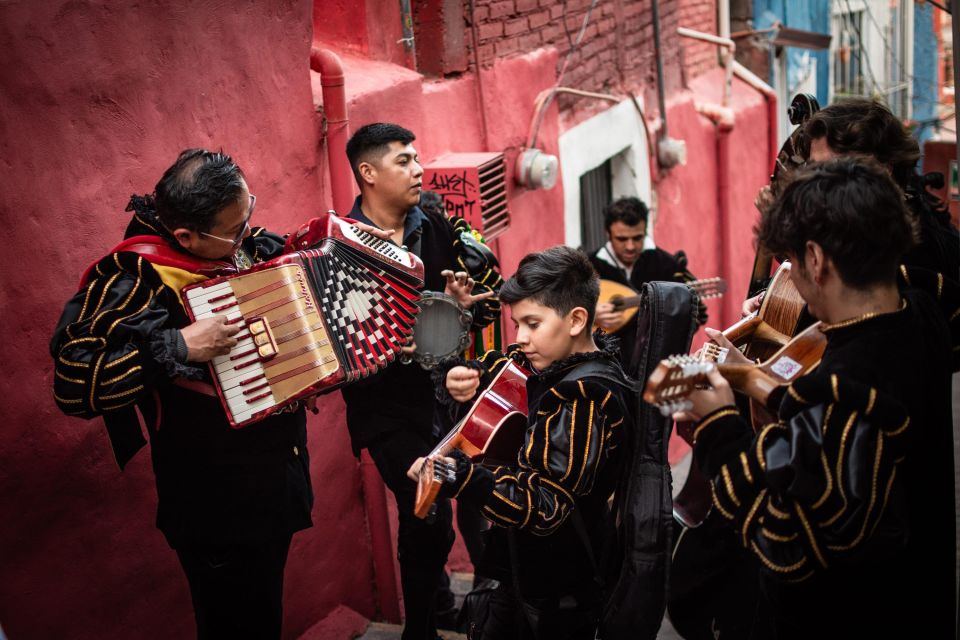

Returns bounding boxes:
[668,514,758,640]
[175,535,292,640]
[467,583,600,640]
[368,428,456,640]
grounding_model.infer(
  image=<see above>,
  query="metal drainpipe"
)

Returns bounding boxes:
[677,27,734,105]
[676,27,737,324]
[651,0,669,138]
[309,48,356,215]
[732,61,778,175]
[309,47,402,623]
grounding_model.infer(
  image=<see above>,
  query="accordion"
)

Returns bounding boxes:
[183,213,424,428]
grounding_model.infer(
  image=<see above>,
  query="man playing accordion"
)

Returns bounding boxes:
[50,148,352,639]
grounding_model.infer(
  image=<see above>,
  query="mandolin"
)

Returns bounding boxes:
[414,360,531,519]
[596,277,727,332]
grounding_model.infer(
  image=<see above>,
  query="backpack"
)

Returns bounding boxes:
[596,280,699,640]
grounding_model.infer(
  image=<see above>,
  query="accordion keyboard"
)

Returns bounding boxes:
[185,263,341,426]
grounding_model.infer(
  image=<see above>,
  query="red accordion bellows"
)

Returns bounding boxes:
[183,213,424,428]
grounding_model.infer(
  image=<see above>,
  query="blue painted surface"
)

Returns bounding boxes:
[912,1,939,151]
[754,0,831,105]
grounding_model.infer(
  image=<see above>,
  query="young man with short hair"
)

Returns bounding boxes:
[434,246,636,640]
[589,196,703,367]
[681,158,958,638]
[342,123,502,639]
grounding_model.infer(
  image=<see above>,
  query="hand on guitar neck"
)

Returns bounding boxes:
[669,365,736,424]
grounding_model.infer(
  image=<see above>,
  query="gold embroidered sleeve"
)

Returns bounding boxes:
[697,374,911,582]
[484,378,625,535]
[50,256,182,418]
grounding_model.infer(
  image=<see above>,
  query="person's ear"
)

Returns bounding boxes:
[806,240,826,286]
[568,306,590,337]
[358,160,377,187]
[172,227,200,252]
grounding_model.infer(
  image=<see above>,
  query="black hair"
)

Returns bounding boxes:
[757,157,918,289]
[500,246,600,325]
[153,148,245,233]
[603,196,649,230]
[346,123,416,187]
[419,190,445,217]
[804,97,920,189]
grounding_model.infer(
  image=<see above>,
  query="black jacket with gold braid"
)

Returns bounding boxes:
[49,207,313,548]
[691,266,959,639]
[434,333,634,596]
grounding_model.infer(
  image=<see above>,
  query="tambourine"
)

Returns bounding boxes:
[410,291,473,369]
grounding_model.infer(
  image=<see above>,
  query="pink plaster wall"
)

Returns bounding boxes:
[0,2,377,638]
[654,68,771,332]
[0,0,773,636]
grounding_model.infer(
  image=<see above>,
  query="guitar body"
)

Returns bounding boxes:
[673,457,714,528]
[742,262,806,362]
[598,279,642,331]
[414,360,530,519]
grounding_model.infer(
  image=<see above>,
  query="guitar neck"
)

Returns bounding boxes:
[715,363,781,409]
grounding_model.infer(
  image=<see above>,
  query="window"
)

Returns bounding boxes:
[833,10,865,97]
[579,160,612,254]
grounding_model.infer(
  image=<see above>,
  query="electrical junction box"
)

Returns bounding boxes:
[422,152,510,240]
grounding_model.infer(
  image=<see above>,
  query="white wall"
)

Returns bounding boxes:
[558,98,653,249]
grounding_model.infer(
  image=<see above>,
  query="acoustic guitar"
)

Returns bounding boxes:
[414,360,531,519]
[596,277,727,333]
[648,319,826,528]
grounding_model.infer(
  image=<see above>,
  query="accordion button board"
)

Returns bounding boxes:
[183,214,426,428]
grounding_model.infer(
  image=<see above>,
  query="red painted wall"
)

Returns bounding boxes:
[0,2,378,638]
[655,69,771,332]
[1,0,769,636]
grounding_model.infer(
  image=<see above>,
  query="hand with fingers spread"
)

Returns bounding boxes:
[180,316,241,362]
[441,269,494,309]
[446,366,481,403]
[671,365,736,424]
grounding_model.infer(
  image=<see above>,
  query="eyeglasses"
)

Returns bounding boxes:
[201,194,256,246]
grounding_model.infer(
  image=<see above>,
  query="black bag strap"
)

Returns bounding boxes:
[506,529,539,634]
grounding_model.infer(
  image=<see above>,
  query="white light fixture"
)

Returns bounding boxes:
[515,148,559,190]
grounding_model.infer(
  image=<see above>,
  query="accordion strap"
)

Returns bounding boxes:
[78,235,237,290]
[172,377,218,398]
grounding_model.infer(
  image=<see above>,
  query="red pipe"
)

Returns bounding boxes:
[310,47,401,623]
[310,48,355,215]
[359,450,402,623]
[732,61,778,175]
